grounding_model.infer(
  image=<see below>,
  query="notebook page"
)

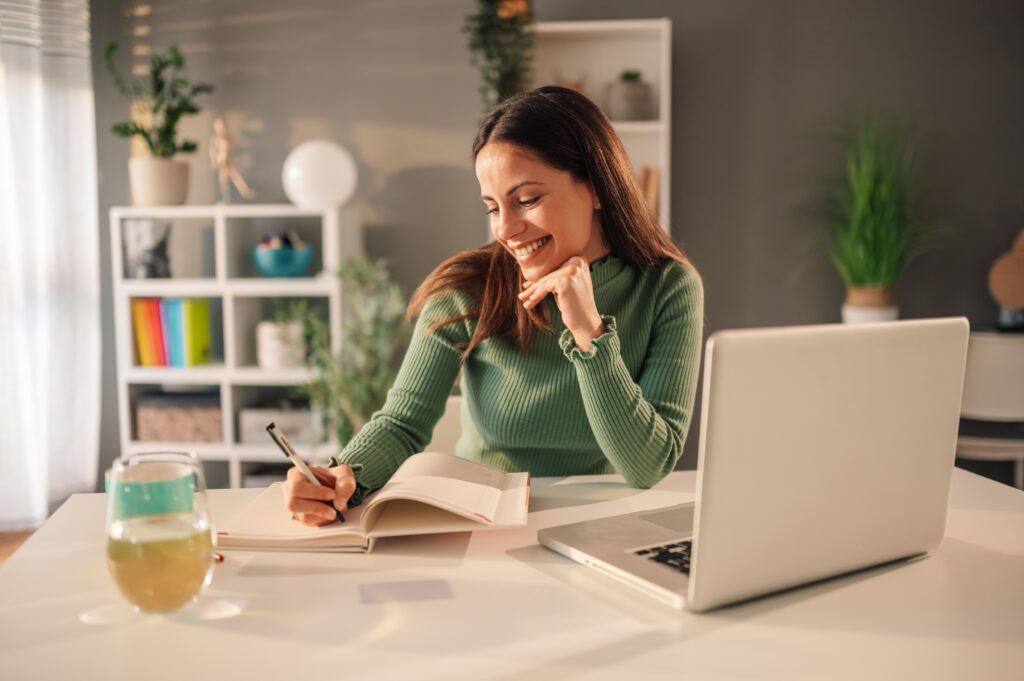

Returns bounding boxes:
[388,452,507,487]
[369,475,502,525]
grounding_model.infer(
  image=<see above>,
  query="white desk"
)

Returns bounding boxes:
[1,469,1022,680]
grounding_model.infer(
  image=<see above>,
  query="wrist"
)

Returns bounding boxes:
[571,318,606,351]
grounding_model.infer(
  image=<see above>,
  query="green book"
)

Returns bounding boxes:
[183,299,212,366]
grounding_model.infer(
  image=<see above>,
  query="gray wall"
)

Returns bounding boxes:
[92,0,1024,483]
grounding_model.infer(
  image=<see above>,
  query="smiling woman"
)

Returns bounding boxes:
[281,86,704,527]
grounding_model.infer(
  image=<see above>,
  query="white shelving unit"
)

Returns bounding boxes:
[532,18,672,230]
[110,204,362,488]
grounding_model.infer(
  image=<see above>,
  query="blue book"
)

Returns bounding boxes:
[161,298,186,367]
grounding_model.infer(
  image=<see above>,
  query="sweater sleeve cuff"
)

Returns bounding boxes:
[328,454,373,508]
[559,315,618,361]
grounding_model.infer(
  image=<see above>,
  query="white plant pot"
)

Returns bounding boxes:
[256,320,304,370]
[841,304,899,324]
[129,156,189,207]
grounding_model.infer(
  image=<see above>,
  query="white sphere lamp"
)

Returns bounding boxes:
[281,140,358,209]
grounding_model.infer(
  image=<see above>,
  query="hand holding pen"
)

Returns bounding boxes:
[267,423,362,527]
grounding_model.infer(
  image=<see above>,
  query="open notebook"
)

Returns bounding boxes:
[216,452,530,552]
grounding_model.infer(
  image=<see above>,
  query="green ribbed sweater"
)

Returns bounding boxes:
[330,255,704,491]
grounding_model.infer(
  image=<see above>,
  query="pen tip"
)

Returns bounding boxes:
[266,422,275,431]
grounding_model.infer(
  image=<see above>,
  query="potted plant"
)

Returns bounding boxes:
[605,69,654,121]
[463,0,534,109]
[105,43,213,206]
[288,257,410,447]
[821,116,934,323]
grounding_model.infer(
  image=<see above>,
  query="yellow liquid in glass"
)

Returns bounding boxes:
[107,514,213,613]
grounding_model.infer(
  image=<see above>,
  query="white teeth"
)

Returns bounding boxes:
[514,237,550,258]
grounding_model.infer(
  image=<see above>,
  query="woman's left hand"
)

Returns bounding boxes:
[519,256,605,351]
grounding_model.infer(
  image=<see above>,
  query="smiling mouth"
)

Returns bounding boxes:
[512,236,551,260]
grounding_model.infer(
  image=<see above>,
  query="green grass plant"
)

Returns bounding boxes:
[823,116,930,289]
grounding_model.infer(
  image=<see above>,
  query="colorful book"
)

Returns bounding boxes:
[161,298,185,368]
[131,298,166,367]
[148,299,168,366]
[131,299,155,366]
[183,299,212,366]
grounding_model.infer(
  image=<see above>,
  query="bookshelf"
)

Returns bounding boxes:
[110,204,362,488]
[531,18,672,230]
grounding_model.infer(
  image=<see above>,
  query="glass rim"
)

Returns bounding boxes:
[117,451,200,467]
[110,451,205,485]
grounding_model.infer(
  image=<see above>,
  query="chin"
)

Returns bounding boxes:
[519,261,555,283]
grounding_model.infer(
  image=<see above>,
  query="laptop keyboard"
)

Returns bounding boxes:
[632,540,692,574]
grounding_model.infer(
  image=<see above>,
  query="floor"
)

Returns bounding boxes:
[0,531,33,567]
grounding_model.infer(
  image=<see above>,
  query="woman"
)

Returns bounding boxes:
[283,86,704,526]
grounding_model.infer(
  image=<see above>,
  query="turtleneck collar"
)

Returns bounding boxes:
[589,254,627,289]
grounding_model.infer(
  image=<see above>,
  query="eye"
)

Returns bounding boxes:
[483,205,499,216]
[519,196,540,208]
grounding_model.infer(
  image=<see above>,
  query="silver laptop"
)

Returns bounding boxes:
[538,317,969,612]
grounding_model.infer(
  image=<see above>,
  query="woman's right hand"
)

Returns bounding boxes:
[281,465,358,526]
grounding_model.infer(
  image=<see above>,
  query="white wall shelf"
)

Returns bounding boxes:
[110,203,361,488]
[531,18,672,230]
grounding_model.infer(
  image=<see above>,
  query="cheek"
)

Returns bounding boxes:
[542,208,591,251]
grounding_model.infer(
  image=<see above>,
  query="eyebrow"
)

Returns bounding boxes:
[480,181,544,201]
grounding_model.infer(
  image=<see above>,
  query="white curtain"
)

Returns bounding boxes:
[0,0,99,530]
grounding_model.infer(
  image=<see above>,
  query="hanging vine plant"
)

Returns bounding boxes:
[463,0,535,110]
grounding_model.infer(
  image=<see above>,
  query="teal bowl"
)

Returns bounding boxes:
[252,246,314,278]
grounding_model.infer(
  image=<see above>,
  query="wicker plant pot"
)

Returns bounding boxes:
[842,286,898,324]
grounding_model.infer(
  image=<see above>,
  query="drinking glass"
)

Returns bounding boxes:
[105,452,214,614]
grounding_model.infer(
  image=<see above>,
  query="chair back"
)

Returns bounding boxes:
[961,333,1024,421]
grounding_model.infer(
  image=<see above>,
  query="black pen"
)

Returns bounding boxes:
[266,422,345,523]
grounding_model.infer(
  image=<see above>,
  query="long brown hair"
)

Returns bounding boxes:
[409,86,688,357]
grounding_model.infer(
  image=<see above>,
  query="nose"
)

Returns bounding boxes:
[492,208,525,242]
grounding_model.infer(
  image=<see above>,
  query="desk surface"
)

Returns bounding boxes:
[1,469,1022,680]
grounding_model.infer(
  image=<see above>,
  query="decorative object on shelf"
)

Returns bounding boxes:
[463,0,534,109]
[238,401,315,444]
[255,319,304,369]
[209,117,255,204]
[135,390,222,442]
[252,229,314,278]
[638,166,660,218]
[105,43,214,207]
[817,114,939,324]
[605,69,654,121]
[291,257,410,447]
[123,219,171,279]
[281,140,357,210]
[989,229,1024,331]
[255,299,308,370]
